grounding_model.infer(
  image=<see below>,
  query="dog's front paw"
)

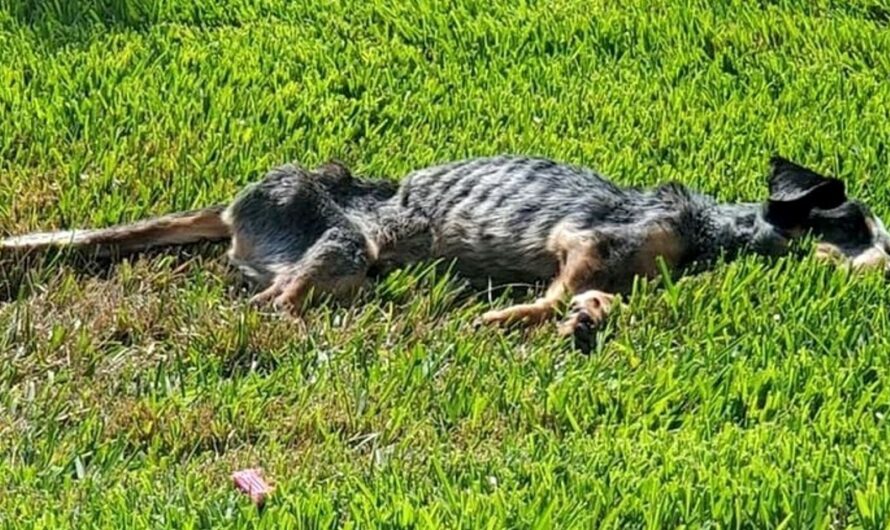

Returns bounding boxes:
[558,290,616,353]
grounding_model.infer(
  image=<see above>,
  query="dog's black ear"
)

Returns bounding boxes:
[764,156,846,229]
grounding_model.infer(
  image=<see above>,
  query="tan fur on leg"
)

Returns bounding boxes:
[274,277,311,317]
[481,231,604,327]
[249,277,286,307]
[480,297,559,326]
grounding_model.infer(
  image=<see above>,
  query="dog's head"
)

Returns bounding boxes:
[764,156,890,273]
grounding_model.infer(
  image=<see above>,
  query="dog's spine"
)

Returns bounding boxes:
[0,205,230,257]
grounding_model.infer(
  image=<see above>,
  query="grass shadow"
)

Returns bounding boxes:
[4,0,160,52]
[7,0,156,29]
[0,241,229,302]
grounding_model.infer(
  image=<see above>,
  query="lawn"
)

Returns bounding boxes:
[3,0,890,527]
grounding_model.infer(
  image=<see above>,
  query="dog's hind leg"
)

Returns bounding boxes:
[259,227,374,318]
[249,276,289,307]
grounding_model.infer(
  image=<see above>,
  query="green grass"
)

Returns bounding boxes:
[3,0,890,527]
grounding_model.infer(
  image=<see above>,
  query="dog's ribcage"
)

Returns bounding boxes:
[388,155,631,284]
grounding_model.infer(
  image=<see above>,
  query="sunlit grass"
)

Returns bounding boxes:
[3,0,890,527]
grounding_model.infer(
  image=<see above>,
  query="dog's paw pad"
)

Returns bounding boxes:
[558,310,604,353]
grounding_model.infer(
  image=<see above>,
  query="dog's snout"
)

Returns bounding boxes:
[852,245,890,273]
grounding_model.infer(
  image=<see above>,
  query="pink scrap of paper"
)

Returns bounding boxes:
[232,468,272,507]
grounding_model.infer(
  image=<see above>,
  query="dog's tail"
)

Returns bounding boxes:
[0,205,231,258]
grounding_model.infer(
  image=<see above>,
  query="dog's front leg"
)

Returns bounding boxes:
[481,230,619,351]
[556,290,618,353]
[479,286,565,327]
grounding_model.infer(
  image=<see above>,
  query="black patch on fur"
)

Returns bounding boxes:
[806,201,873,250]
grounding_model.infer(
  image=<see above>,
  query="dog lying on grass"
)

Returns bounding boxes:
[3,155,887,352]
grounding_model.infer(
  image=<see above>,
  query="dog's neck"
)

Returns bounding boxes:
[692,201,793,265]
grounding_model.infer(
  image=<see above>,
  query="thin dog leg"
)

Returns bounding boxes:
[261,228,373,318]
[249,277,287,307]
[479,277,570,326]
[273,270,368,318]
[480,237,606,327]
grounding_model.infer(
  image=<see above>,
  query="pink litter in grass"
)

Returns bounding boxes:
[232,468,273,507]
